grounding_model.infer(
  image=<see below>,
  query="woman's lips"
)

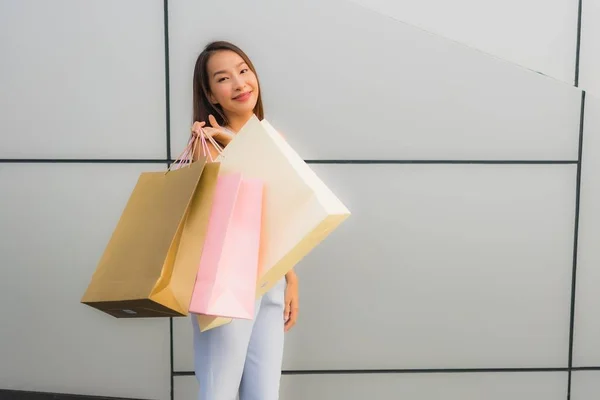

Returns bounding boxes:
[233,92,252,102]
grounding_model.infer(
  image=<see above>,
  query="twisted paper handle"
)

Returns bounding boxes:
[167,129,224,171]
[167,136,197,171]
[201,128,224,159]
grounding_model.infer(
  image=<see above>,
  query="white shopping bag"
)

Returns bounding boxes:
[197,115,350,331]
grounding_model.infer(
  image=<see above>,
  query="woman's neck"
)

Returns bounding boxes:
[225,112,254,133]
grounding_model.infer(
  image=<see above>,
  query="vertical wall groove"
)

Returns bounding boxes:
[163,0,172,161]
[566,90,586,400]
[574,0,583,86]
[162,1,175,400]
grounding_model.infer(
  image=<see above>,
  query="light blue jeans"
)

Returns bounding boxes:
[191,278,286,400]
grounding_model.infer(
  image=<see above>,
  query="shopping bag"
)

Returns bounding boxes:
[197,116,350,331]
[81,138,220,318]
[188,171,264,320]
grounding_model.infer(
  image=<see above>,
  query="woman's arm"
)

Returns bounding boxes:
[285,268,297,283]
[284,268,299,332]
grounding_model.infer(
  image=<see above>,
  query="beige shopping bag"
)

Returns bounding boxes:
[81,150,221,318]
[197,116,350,331]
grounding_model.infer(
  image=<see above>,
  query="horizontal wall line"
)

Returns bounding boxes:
[0,159,169,164]
[305,160,579,165]
[572,366,600,371]
[173,366,600,376]
[0,159,580,165]
[6,367,597,398]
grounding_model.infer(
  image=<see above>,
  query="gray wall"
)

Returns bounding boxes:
[1,0,599,399]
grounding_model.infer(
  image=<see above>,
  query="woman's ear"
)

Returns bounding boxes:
[209,93,218,105]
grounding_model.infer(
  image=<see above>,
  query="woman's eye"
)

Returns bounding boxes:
[217,77,227,82]
[240,68,249,74]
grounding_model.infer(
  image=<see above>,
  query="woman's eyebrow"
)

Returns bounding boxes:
[213,61,247,77]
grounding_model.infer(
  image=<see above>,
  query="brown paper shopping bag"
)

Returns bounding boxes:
[81,141,220,318]
[197,116,350,331]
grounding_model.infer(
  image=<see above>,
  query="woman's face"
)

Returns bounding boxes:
[206,50,259,121]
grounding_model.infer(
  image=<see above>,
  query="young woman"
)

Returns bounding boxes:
[189,40,299,400]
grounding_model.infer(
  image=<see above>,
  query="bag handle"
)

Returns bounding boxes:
[167,136,198,171]
[202,129,224,158]
[167,128,225,172]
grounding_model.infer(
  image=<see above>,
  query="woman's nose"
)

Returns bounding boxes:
[232,75,246,90]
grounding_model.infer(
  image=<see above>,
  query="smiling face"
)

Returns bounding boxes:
[205,49,259,124]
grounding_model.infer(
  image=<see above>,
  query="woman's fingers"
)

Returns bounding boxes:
[191,119,220,138]
[208,114,220,128]
[203,127,218,137]
[284,299,298,332]
[191,121,206,137]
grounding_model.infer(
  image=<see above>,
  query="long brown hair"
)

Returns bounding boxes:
[192,41,264,129]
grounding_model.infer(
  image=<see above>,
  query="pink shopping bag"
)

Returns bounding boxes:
[188,171,264,320]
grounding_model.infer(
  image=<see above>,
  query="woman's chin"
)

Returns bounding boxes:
[228,103,257,117]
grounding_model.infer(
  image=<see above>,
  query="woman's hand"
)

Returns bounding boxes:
[284,273,299,332]
[191,114,235,147]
